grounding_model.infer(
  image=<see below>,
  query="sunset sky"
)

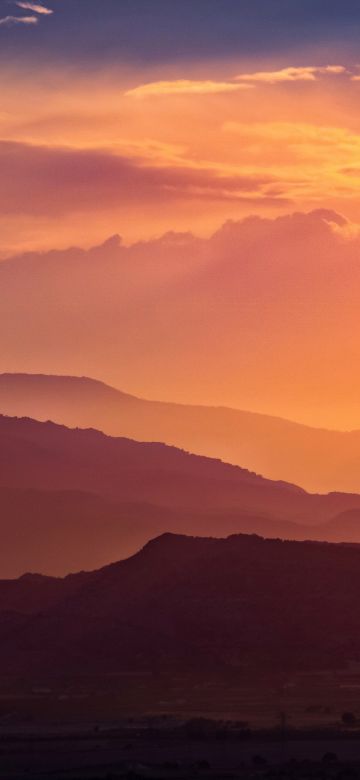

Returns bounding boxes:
[2,0,360,428]
[2,0,360,253]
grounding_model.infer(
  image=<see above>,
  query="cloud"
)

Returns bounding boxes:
[0,140,284,216]
[222,120,360,202]
[234,65,347,84]
[0,14,37,25]
[223,120,359,145]
[125,65,347,99]
[0,1,53,28]
[15,1,53,13]
[125,79,253,98]
[2,208,360,431]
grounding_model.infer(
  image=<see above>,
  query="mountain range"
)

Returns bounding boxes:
[2,413,360,576]
[2,373,360,494]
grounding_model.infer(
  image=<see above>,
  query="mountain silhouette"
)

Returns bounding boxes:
[2,414,360,575]
[1,485,360,577]
[0,412,307,511]
[2,533,360,680]
[1,372,360,494]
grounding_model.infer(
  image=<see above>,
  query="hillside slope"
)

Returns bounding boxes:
[3,485,360,577]
[1,372,360,493]
[2,533,360,678]
[2,414,360,575]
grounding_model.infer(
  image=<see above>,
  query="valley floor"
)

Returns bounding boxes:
[2,672,360,778]
[2,727,360,779]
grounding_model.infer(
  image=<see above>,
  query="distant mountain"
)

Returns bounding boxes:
[1,372,360,494]
[2,533,360,680]
[0,412,308,514]
[3,486,360,578]
[0,488,177,577]
[2,414,360,576]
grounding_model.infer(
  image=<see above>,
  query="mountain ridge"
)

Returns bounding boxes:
[2,532,360,680]
[1,372,360,493]
[1,371,355,433]
[1,413,360,576]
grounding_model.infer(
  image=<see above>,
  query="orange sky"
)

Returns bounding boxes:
[2,57,360,256]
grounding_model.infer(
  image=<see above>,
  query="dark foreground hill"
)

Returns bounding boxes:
[2,372,360,494]
[3,414,360,575]
[1,533,360,680]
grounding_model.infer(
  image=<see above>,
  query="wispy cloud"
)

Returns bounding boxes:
[235,65,347,84]
[125,79,253,98]
[222,120,360,203]
[126,65,348,99]
[0,14,37,25]
[15,1,53,14]
[0,140,283,216]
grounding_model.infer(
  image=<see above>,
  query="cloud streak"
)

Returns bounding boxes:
[235,65,347,83]
[0,140,284,216]
[0,14,37,25]
[126,65,348,99]
[15,1,53,13]
[125,79,253,98]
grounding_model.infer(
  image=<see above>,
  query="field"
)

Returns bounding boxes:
[1,671,360,777]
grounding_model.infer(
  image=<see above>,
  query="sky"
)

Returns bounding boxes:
[2,0,360,427]
[2,0,360,253]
